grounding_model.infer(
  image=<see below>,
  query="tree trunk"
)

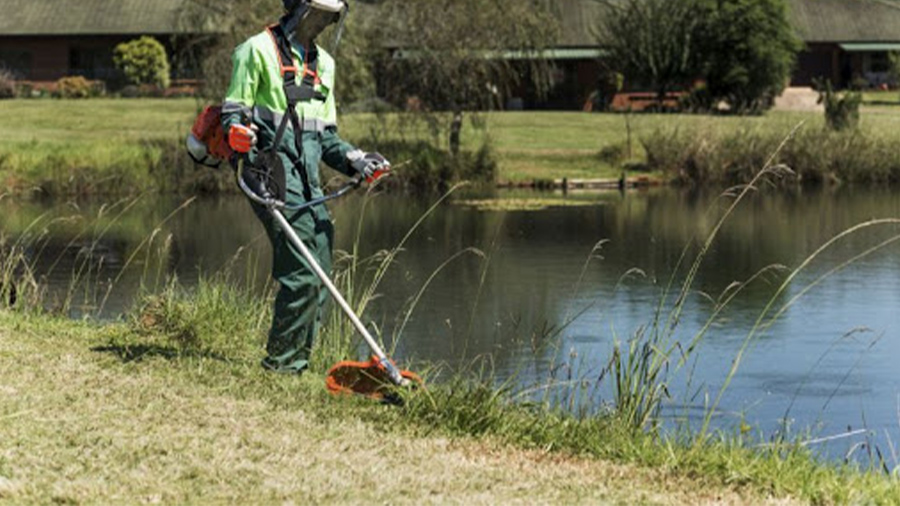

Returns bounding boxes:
[656,85,668,110]
[449,110,463,156]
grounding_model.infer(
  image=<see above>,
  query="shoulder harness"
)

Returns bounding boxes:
[258,23,328,203]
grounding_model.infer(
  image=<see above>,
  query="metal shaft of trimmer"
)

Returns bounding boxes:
[270,208,405,385]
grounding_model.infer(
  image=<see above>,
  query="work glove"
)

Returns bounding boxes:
[347,149,391,183]
[228,124,258,154]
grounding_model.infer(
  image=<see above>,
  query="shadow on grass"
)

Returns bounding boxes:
[91,343,230,364]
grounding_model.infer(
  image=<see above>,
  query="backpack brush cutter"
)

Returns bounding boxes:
[236,159,421,402]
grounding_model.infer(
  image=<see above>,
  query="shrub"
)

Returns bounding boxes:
[695,0,801,113]
[113,36,170,89]
[15,82,33,98]
[588,71,624,112]
[814,78,861,131]
[597,143,629,165]
[56,76,93,99]
[0,68,16,99]
[357,139,496,193]
[89,80,107,97]
[119,85,141,98]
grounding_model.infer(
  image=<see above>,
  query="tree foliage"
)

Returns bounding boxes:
[597,0,800,113]
[695,0,801,113]
[380,0,558,111]
[113,36,171,88]
[598,0,703,104]
[379,0,559,152]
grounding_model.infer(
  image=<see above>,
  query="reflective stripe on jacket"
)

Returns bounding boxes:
[221,26,357,196]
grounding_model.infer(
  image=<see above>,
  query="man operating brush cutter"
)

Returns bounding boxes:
[220,0,417,393]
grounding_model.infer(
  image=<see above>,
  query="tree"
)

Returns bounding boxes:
[113,36,171,88]
[379,0,560,154]
[596,0,800,114]
[695,0,801,113]
[597,0,704,106]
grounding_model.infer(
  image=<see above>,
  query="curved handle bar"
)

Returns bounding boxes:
[236,159,362,211]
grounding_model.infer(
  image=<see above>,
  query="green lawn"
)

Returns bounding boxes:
[3,98,900,192]
[0,98,199,144]
[861,89,900,106]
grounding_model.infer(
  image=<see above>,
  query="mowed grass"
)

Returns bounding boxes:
[4,98,900,193]
[861,90,900,106]
[0,309,799,506]
[0,98,199,144]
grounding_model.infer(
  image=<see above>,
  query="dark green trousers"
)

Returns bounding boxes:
[251,193,334,374]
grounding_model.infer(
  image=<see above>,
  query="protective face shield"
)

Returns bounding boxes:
[282,0,348,50]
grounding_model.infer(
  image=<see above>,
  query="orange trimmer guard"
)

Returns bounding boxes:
[325,356,421,401]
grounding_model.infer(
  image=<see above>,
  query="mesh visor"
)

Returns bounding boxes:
[310,0,345,13]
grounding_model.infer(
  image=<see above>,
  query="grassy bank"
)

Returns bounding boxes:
[1,274,899,505]
[0,302,777,506]
[0,99,231,196]
[5,99,900,196]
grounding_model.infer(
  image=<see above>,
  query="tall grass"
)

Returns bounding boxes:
[643,122,900,186]
[353,113,497,193]
[0,196,199,317]
[0,138,234,197]
[127,275,270,361]
[312,181,468,371]
[588,125,798,438]
[0,235,38,310]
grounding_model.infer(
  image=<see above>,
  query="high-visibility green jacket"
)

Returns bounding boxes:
[221,27,357,202]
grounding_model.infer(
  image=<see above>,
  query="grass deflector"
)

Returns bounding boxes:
[236,161,420,397]
[326,356,422,403]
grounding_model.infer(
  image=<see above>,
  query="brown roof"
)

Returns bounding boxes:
[789,0,900,42]
[554,0,608,47]
[0,0,193,36]
[2,0,899,44]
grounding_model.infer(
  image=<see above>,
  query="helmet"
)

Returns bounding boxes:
[283,0,345,15]
[282,0,346,37]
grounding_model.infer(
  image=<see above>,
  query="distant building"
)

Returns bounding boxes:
[573,0,900,107]
[389,0,900,110]
[0,0,204,82]
[790,0,900,88]
[2,0,899,105]
[533,0,900,108]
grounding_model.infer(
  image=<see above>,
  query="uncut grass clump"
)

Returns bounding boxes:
[0,237,39,311]
[128,276,270,361]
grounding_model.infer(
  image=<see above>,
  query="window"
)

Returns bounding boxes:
[0,50,33,79]
[865,52,891,73]
[69,46,115,79]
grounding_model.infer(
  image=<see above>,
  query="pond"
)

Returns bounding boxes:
[2,185,899,462]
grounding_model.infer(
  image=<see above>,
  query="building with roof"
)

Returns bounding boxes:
[0,0,201,82]
[2,0,900,106]
[386,0,900,109]
[533,0,900,108]
[791,0,900,87]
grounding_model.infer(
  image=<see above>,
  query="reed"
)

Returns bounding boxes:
[642,122,900,186]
